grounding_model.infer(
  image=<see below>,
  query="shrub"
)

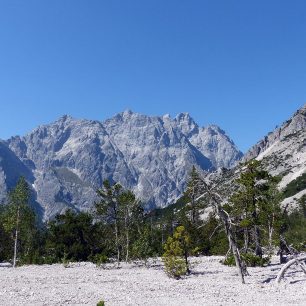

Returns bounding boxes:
[130,227,155,264]
[163,254,187,278]
[162,226,191,279]
[223,253,270,267]
[90,253,109,266]
[62,251,70,268]
[97,300,105,306]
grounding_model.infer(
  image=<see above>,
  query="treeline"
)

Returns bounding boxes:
[0,161,305,271]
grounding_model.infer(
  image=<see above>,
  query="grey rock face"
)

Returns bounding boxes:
[243,104,306,206]
[243,104,306,162]
[0,141,35,203]
[1,111,242,220]
[173,113,243,168]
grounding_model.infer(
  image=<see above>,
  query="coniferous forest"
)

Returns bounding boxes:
[0,160,305,280]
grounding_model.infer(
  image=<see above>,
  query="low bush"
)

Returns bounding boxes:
[162,226,191,279]
[223,253,270,267]
[89,253,109,266]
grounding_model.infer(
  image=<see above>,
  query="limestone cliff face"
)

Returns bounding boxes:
[242,104,306,207]
[1,111,242,220]
[243,104,306,162]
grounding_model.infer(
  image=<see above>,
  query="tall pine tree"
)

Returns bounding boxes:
[2,177,35,267]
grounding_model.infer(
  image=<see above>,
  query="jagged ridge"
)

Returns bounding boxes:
[0,111,242,220]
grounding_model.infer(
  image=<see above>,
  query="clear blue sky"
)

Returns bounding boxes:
[0,0,305,152]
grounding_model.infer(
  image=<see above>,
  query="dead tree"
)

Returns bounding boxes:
[210,193,247,283]
[194,179,248,284]
[276,255,306,283]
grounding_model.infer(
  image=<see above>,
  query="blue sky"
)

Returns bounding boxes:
[0,0,305,152]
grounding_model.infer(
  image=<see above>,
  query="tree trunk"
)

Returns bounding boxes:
[114,218,120,267]
[218,206,246,284]
[125,229,129,263]
[276,256,306,283]
[13,207,20,268]
[193,180,248,284]
[125,210,129,263]
[279,236,287,264]
[191,192,196,224]
[252,192,262,258]
[184,249,190,274]
[268,219,274,252]
[243,228,249,253]
[161,226,164,246]
[253,224,262,257]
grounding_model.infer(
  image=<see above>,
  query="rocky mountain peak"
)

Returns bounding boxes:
[121,109,134,118]
[206,124,226,136]
[57,114,73,122]
[174,112,198,137]
[0,111,243,220]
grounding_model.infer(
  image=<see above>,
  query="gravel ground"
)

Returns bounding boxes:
[0,256,305,305]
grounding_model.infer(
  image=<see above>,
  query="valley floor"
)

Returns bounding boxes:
[0,256,305,305]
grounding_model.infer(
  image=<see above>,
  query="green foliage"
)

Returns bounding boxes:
[239,218,252,228]
[0,177,39,265]
[95,180,124,262]
[149,167,204,224]
[95,180,123,219]
[162,226,191,278]
[1,167,303,270]
[163,253,187,279]
[62,251,70,268]
[223,254,270,267]
[0,214,11,261]
[130,226,155,263]
[229,160,284,256]
[299,194,306,217]
[184,166,205,224]
[208,231,228,255]
[45,210,101,263]
[283,173,306,198]
[222,255,236,266]
[96,300,105,306]
[149,195,188,221]
[89,253,109,266]
[243,253,270,267]
[284,196,306,251]
[95,180,145,263]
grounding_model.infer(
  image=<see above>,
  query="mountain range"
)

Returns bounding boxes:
[0,111,242,220]
[0,105,304,220]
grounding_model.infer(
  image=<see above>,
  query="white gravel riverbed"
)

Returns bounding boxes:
[0,256,305,305]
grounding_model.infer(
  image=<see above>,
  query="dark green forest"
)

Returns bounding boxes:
[0,161,305,276]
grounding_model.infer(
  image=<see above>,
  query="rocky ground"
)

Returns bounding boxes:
[0,256,305,305]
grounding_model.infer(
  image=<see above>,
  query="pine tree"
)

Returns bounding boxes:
[2,177,34,267]
[95,180,123,266]
[230,160,283,258]
[201,175,247,284]
[119,190,143,262]
[162,225,191,278]
[231,160,269,257]
[45,209,99,263]
[95,180,143,265]
[260,175,283,253]
[184,166,204,224]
